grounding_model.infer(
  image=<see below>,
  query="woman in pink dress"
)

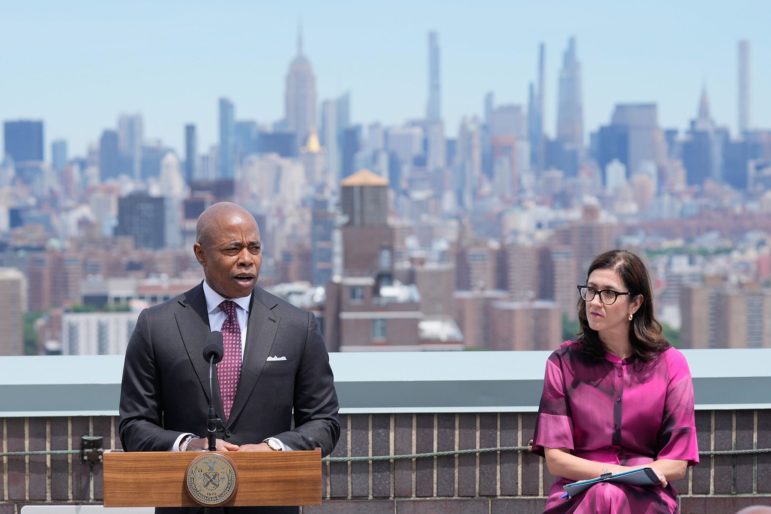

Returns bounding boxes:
[532,249,699,513]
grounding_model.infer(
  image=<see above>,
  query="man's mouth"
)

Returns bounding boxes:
[234,274,255,284]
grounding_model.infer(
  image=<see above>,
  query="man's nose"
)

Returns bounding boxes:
[236,248,253,264]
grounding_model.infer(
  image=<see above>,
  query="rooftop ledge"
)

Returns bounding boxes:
[0,349,769,417]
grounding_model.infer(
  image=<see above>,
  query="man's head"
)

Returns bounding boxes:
[194,202,262,298]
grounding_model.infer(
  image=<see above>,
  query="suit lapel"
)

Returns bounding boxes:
[174,284,220,408]
[227,287,279,427]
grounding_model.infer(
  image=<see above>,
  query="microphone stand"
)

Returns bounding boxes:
[207,354,221,451]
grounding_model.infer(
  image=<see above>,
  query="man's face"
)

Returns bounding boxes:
[194,210,262,299]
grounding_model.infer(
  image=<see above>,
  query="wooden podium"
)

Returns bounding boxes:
[103,450,322,507]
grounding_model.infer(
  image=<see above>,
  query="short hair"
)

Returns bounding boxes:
[576,249,669,361]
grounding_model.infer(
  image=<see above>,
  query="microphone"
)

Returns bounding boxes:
[202,331,223,451]
[203,334,224,364]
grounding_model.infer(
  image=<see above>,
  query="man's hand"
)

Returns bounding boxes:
[186,437,240,452]
[236,442,274,452]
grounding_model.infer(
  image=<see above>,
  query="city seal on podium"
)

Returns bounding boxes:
[186,453,238,506]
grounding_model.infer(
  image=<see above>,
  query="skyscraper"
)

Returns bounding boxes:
[337,92,351,130]
[490,105,526,139]
[184,123,197,185]
[482,92,495,176]
[320,92,351,183]
[51,139,68,172]
[455,117,481,209]
[234,121,258,163]
[99,130,120,181]
[285,27,317,147]
[426,31,441,123]
[3,120,44,163]
[425,32,444,173]
[682,88,726,186]
[538,42,546,136]
[528,86,538,171]
[311,196,335,286]
[218,98,236,179]
[340,125,361,180]
[528,43,546,171]
[118,114,143,180]
[320,100,339,182]
[556,37,583,148]
[116,192,166,249]
[738,40,750,134]
[595,103,667,183]
[484,92,495,126]
[426,122,446,171]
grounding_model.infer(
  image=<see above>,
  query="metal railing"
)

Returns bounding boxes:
[2,444,768,461]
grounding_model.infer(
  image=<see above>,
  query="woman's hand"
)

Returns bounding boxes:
[652,467,668,487]
[648,459,687,486]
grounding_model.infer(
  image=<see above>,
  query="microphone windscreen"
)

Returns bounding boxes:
[202,331,224,363]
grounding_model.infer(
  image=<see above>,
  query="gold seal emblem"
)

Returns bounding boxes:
[186,453,238,506]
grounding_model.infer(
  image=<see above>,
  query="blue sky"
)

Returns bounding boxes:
[1,0,769,157]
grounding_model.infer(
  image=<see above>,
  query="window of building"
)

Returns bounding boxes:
[372,319,386,340]
[378,246,392,270]
[350,286,364,302]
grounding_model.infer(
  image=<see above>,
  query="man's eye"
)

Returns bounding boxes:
[248,245,261,254]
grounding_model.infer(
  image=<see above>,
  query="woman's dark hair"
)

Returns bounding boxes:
[576,249,669,361]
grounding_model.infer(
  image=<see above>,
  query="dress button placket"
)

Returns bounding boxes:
[612,362,624,447]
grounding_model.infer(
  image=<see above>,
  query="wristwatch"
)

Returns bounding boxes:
[180,434,199,452]
[265,438,283,451]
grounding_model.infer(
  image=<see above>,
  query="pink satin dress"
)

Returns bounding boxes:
[532,341,699,513]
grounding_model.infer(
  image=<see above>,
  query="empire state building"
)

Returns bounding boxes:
[284,29,317,147]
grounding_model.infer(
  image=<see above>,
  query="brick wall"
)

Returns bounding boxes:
[1,411,769,514]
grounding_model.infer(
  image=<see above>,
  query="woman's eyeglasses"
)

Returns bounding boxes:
[576,285,631,305]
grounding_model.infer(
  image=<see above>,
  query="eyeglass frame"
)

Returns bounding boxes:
[576,285,633,305]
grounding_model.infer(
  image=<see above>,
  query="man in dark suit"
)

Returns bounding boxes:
[119,202,340,513]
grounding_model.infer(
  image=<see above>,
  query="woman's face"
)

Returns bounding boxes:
[585,268,642,338]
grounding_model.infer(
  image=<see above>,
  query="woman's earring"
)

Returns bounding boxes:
[628,313,634,321]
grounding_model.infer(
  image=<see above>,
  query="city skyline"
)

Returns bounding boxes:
[2,1,770,157]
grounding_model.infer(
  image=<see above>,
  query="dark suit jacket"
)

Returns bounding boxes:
[119,283,340,457]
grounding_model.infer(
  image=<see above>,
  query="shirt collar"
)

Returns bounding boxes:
[202,280,252,315]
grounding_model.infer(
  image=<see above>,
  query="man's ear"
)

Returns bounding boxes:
[193,243,205,265]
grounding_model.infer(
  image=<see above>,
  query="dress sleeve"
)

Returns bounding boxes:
[531,351,574,455]
[657,349,699,465]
